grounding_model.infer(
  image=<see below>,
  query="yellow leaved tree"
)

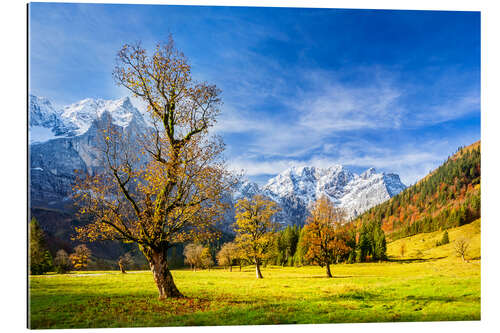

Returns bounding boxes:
[70,244,91,270]
[233,195,280,279]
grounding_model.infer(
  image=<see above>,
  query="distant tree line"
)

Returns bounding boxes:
[31,195,386,278]
[29,217,141,274]
[175,195,387,279]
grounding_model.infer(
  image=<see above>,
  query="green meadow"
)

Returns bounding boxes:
[29,220,480,329]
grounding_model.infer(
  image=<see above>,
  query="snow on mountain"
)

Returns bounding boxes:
[29,94,69,143]
[235,165,406,224]
[29,94,60,128]
[29,95,148,143]
[234,180,262,199]
[60,97,146,136]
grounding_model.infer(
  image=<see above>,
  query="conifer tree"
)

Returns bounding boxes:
[441,230,450,245]
[29,217,53,275]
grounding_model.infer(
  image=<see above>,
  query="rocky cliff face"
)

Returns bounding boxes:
[29,95,149,208]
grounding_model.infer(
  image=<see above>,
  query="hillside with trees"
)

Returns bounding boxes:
[352,141,480,241]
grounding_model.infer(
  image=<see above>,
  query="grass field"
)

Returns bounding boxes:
[29,220,481,329]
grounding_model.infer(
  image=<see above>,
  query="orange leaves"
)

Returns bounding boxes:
[302,196,350,266]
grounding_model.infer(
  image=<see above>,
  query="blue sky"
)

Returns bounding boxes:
[29,3,480,185]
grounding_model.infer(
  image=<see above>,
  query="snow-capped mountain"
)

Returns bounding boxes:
[29,94,147,143]
[29,95,150,207]
[60,97,147,136]
[235,165,406,224]
[29,95,71,143]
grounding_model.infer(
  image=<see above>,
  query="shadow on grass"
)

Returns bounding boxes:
[387,257,446,263]
[332,291,480,304]
[304,275,356,279]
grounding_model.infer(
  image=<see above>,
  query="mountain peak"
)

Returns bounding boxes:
[360,167,377,179]
[243,164,406,224]
[29,95,148,142]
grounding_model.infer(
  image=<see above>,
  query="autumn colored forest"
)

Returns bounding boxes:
[354,141,480,241]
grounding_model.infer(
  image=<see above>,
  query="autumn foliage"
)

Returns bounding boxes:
[233,195,280,278]
[73,36,236,299]
[352,142,480,241]
[302,197,351,277]
[70,245,92,270]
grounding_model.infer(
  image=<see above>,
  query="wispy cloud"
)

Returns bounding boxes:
[413,92,480,125]
[229,144,446,186]
[294,70,404,132]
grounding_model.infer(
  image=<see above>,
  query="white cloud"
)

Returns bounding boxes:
[413,92,480,125]
[229,149,445,186]
[295,72,404,132]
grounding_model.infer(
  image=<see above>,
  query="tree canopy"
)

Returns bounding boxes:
[74,36,237,299]
[233,195,280,278]
[302,197,351,278]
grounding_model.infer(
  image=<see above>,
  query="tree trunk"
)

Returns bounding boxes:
[326,263,333,278]
[255,260,263,279]
[149,250,183,299]
[229,265,232,272]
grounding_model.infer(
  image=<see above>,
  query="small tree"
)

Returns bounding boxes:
[29,217,53,275]
[234,243,247,271]
[233,195,280,279]
[216,242,238,271]
[201,247,214,270]
[54,249,72,274]
[293,227,308,266]
[183,243,204,271]
[70,245,92,270]
[301,197,350,278]
[399,242,406,258]
[441,230,450,245]
[118,252,134,273]
[373,228,387,261]
[454,238,470,262]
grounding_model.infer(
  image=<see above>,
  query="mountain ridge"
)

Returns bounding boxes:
[235,165,406,224]
[29,94,148,144]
